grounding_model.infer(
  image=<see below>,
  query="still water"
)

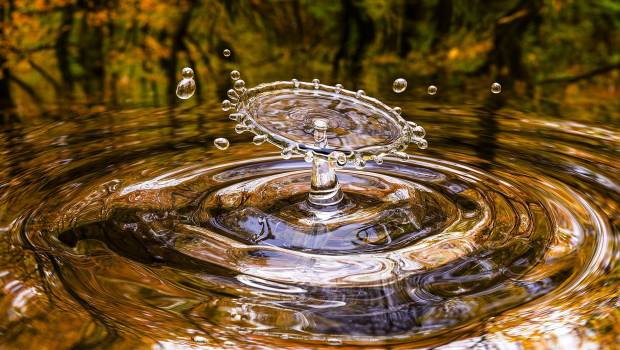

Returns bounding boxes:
[1,80,619,348]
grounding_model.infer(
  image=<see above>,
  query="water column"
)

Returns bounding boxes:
[308,119,344,207]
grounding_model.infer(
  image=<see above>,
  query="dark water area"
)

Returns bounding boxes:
[1,1,620,349]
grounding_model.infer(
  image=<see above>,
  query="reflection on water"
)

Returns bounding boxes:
[1,97,620,348]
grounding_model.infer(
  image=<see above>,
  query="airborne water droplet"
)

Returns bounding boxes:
[234,79,245,92]
[427,85,438,95]
[392,78,407,93]
[176,67,196,100]
[222,99,232,111]
[214,138,229,150]
[356,90,366,98]
[252,134,267,145]
[491,82,502,94]
[223,49,231,57]
[230,70,241,81]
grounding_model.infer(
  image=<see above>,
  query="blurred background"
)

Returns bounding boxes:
[0,0,618,121]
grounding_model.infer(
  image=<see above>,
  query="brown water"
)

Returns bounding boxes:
[1,89,620,349]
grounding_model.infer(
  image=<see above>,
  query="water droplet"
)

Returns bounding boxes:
[222,99,232,111]
[304,151,314,163]
[235,123,249,134]
[193,335,208,343]
[252,134,267,145]
[374,154,384,165]
[411,125,426,138]
[417,138,428,149]
[491,82,502,94]
[335,84,343,93]
[393,151,409,160]
[176,68,196,100]
[214,138,229,150]
[227,89,239,101]
[312,79,320,90]
[354,155,366,169]
[182,67,194,79]
[356,90,366,98]
[427,85,438,95]
[392,78,407,93]
[281,147,293,160]
[407,121,417,128]
[223,49,231,57]
[330,151,347,168]
[234,79,245,92]
[229,113,243,121]
[230,70,241,80]
[393,107,402,115]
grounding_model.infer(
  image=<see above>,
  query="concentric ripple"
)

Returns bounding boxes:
[1,101,618,349]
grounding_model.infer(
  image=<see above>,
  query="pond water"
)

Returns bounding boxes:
[1,82,620,349]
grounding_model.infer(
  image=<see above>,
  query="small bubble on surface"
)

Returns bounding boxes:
[312,79,320,89]
[356,90,366,98]
[335,84,343,93]
[175,67,195,100]
[252,135,267,145]
[214,138,229,150]
[222,99,232,111]
[392,78,407,93]
[223,49,231,57]
[230,70,241,80]
[392,107,402,115]
[491,82,502,94]
[234,79,245,92]
[427,85,438,95]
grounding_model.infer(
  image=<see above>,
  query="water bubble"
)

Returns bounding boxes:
[417,138,428,149]
[312,79,320,90]
[222,99,232,111]
[252,135,267,145]
[330,151,347,168]
[392,78,407,93]
[304,151,314,163]
[427,85,438,95]
[392,107,402,115]
[491,82,502,94]
[227,89,239,101]
[175,68,196,100]
[223,49,231,57]
[193,335,208,343]
[214,138,229,150]
[281,147,293,160]
[230,70,241,81]
[234,79,245,92]
[356,90,366,98]
[335,84,343,93]
[292,79,300,89]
